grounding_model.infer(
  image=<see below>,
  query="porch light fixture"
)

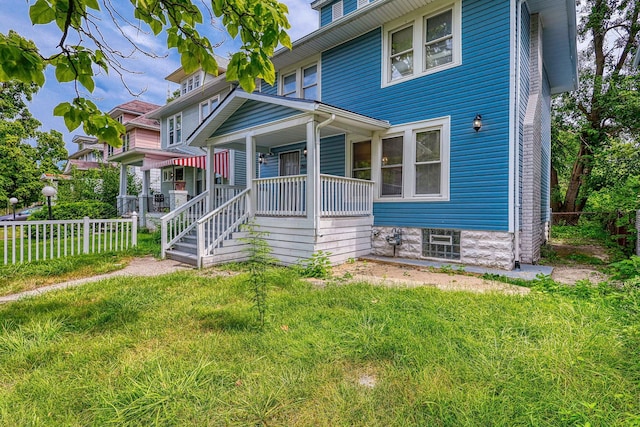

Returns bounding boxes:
[42,185,57,220]
[258,153,267,165]
[9,197,18,220]
[303,148,307,157]
[473,114,482,132]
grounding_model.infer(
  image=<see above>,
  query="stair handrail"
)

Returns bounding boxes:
[160,191,208,258]
[196,189,250,267]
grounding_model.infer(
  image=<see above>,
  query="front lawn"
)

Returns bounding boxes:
[0,268,638,425]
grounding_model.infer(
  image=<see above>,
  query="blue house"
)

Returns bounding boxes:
[160,0,578,269]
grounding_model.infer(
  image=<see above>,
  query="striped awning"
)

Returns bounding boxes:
[141,151,229,178]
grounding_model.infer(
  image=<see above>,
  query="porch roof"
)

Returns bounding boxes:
[187,89,390,149]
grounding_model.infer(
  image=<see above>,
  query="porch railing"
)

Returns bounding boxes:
[255,175,307,217]
[197,189,250,267]
[212,185,245,207]
[161,191,208,258]
[320,174,374,217]
[2,215,137,266]
[117,195,139,215]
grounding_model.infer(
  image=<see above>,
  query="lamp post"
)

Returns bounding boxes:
[9,197,18,220]
[42,186,57,220]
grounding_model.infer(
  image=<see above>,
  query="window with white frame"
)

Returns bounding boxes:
[332,1,343,21]
[122,131,131,152]
[279,63,319,100]
[383,2,460,86]
[182,82,187,95]
[168,114,182,145]
[194,74,201,88]
[377,117,449,200]
[200,96,220,122]
[107,144,114,157]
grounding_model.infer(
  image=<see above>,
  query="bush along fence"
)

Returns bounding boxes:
[1,214,137,266]
[637,210,639,256]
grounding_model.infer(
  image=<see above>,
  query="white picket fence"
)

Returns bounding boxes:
[1,214,138,266]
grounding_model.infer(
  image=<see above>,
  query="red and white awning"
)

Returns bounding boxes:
[141,151,229,178]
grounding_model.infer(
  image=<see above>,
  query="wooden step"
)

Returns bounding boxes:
[165,249,198,266]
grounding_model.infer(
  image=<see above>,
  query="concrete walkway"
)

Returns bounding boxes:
[0,257,192,304]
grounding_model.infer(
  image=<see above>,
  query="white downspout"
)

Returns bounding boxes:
[513,0,523,269]
[314,114,336,238]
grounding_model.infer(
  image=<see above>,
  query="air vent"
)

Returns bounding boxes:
[332,1,344,20]
[422,229,460,260]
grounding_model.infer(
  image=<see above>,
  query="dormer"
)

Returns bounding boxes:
[165,56,229,98]
[311,0,373,27]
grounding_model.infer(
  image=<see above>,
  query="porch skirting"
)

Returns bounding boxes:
[371,227,515,270]
[254,216,373,266]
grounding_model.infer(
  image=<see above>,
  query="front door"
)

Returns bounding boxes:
[279,151,300,176]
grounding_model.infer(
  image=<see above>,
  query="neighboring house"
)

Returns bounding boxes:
[145,59,244,213]
[162,0,578,269]
[63,135,111,174]
[105,100,169,226]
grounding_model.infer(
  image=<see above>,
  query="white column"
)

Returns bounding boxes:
[118,163,128,215]
[245,133,255,215]
[306,119,317,231]
[139,170,150,227]
[207,147,216,211]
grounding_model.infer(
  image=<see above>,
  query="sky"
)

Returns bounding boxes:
[0,0,319,155]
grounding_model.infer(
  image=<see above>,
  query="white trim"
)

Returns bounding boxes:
[278,57,321,100]
[381,0,461,88]
[167,113,183,146]
[374,116,450,202]
[357,0,369,9]
[509,0,518,234]
[199,95,221,123]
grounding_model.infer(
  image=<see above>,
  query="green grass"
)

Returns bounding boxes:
[0,267,638,426]
[0,233,159,297]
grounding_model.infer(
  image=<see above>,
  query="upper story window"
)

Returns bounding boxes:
[200,96,220,122]
[377,117,450,201]
[279,62,320,100]
[107,144,114,157]
[168,114,182,145]
[121,132,131,152]
[331,1,343,20]
[181,73,202,95]
[383,2,461,87]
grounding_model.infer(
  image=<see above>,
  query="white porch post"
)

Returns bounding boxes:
[207,147,216,211]
[139,169,150,227]
[306,119,318,233]
[118,163,128,215]
[246,133,255,215]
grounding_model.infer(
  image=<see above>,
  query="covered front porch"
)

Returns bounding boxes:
[160,90,389,266]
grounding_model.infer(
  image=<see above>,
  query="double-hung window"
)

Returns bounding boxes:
[122,132,131,152]
[352,141,372,180]
[279,62,320,100]
[168,114,182,145]
[377,117,449,200]
[200,96,220,122]
[383,2,460,86]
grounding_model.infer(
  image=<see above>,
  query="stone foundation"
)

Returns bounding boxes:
[371,227,515,270]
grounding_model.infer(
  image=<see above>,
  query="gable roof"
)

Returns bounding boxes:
[274,0,577,94]
[108,100,162,117]
[187,88,389,147]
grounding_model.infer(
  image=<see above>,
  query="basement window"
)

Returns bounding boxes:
[422,228,460,260]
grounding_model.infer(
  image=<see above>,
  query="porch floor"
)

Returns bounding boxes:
[360,255,554,281]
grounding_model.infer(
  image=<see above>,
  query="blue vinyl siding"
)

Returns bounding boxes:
[541,71,551,223]
[261,78,278,96]
[256,135,346,179]
[519,5,531,229]
[212,100,302,137]
[233,150,246,186]
[322,0,512,231]
[321,0,357,27]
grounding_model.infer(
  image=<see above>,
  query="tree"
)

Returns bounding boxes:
[551,0,640,216]
[0,0,291,147]
[0,81,68,207]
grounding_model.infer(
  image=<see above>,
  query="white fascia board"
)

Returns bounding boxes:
[206,114,312,147]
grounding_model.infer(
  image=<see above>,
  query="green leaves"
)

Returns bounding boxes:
[29,0,56,25]
[54,98,125,148]
[0,32,46,87]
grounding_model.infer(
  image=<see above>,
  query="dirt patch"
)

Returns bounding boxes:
[331,260,530,295]
[551,266,608,285]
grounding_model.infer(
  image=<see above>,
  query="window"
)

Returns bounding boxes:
[332,1,343,21]
[282,72,297,97]
[187,78,193,92]
[415,129,441,195]
[381,136,403,197]
[194,74,200,88]
[389,26,414,81]
[279,62,320,100]
[377,117,449,201]
[182,82,187,95]
[162,169,172,182]
[352,141,371,180]
[107,144,114,157]
[200,96,220,122]
[422,228,460,260]
[279,151,300,176]
[122,132,131,152]
[168,114,182,145]
[425,10,453,69]
[383,2,460,86]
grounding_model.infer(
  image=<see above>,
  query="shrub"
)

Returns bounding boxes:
[30,201,117,220]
